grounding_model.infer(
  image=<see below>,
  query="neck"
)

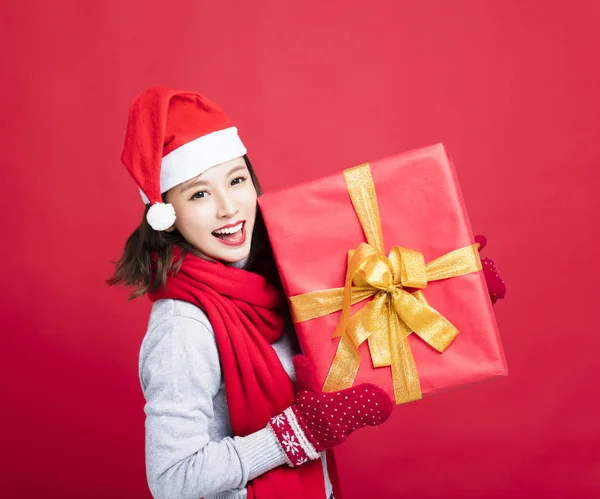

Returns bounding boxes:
[227,256,250,269]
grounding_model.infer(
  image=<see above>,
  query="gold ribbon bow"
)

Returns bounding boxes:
[289,163,482,404]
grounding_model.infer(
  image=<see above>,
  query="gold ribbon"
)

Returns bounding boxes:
[289,163,482,404]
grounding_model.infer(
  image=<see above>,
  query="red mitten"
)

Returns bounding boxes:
[268,355,393,467]
[475,235,507,304]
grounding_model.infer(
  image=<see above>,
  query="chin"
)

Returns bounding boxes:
[211,246,251,264]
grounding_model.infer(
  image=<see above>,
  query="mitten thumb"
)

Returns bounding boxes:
[475,234,487,251]
[293,354,320,392]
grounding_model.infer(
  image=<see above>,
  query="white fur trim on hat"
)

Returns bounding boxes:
[139,126,246,203]
[146,202,176,231]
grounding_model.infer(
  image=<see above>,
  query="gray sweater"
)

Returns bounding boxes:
[138,298,333,499]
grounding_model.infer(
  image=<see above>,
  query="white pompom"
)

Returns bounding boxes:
[147,202,176,231]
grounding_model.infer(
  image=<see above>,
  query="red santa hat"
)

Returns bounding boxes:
[121,86,247,230]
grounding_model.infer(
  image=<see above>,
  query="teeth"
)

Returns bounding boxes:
[213,222,243,235]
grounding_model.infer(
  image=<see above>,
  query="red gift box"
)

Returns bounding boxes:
[258,144,507,404]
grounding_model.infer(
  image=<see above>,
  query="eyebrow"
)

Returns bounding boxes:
[180,164,247,193]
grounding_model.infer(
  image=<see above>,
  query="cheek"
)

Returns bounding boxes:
[240,186,258,210]
[174,203,212,234]
[242,197,257,224]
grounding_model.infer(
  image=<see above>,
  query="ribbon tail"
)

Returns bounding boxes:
[389,311,422,404]
[393,289,459,352]
[322,334,361,392]
[334,251,360,338]
[366,294,392,367]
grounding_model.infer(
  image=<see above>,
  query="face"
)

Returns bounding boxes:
[164,157,257,263]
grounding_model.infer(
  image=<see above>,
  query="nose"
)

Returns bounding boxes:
[216,191,239,219]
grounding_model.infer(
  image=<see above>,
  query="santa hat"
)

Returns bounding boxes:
[121,86,247,230]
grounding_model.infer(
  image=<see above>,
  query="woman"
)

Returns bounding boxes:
[109,87,396,499]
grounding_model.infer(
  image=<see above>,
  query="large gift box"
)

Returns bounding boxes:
[258,144,507,405]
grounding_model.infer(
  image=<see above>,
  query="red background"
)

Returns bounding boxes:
[2,1,598,498]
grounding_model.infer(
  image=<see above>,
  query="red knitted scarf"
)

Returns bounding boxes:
[148,250,325,498]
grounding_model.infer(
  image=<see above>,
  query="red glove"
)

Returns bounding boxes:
[475,235,507,304]
[269,355,393,467]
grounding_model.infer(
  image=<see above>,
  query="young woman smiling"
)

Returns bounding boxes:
[109,87,395,499]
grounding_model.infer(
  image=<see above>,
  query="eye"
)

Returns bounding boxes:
[190,190,208,200]
[231,176,247,186]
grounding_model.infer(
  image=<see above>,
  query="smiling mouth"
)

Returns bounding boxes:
[212,222,246,247]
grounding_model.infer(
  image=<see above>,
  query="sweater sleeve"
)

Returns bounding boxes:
[140,314,287,499]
